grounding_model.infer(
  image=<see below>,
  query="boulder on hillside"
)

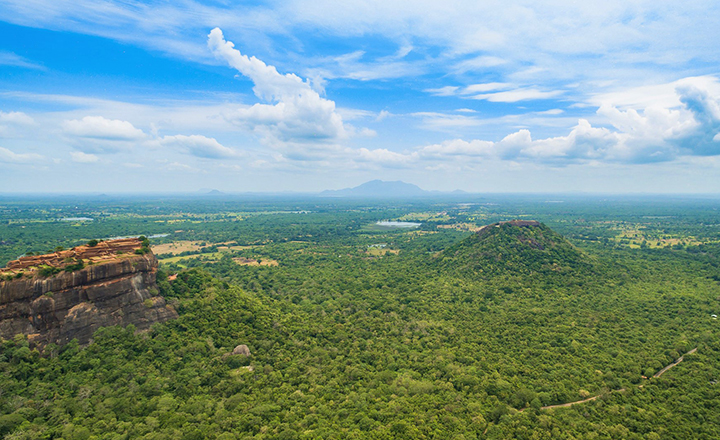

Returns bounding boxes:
[232,344,251,356]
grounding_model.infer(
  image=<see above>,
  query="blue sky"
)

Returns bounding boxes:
[1,0,720,193]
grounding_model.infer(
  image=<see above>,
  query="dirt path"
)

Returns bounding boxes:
[532,347,698,411]
[538,393,606,410]
[653,348,697,378]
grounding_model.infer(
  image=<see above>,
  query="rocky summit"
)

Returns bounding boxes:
[0,238,177,347]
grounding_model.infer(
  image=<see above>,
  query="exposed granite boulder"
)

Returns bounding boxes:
[232,344,251,356]
[0,248,177,347]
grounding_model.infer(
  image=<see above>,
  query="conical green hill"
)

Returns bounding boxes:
[440,220,590,276]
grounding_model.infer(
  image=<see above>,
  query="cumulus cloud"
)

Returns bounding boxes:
[0,146,43,163]
[0,111,35,125]
[417,83,720,165]
[208,28,349,150]
[62,116,147,154]
[0,111,36,137]
[62,116,146,141]
[70,151,99,163]
[160,134,239,159]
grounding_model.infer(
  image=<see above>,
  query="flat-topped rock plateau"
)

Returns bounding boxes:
[0,238,177,347]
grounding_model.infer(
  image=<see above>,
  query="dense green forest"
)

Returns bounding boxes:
[1,195,720,439]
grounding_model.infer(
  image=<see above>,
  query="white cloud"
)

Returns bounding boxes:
[208,28,350,149]
[420,139,495,157]
[589,76,720,109]
[357,148,417,166]
[425,86,459,97]
[536,109,564,115]
[412,112,489,130]
[453,56,508,73]
[0,146,43,163]
[0,51,44,70]
[3,0,720,102]
[425,83,563,102]
[0,111,35,125]
[163,161,199,172]
[417,81,720,164]
[63,116,146,141]
[461,83,512,94]
[308,49,422,81]
[470,88,564,103]
[376,110,391,122]
[70,151,99,163]
[160,134,239,159]
[62,116,147,154]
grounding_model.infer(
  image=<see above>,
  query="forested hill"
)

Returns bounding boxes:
[440,220,592,276]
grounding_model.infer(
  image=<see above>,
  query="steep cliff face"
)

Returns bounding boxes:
[0,243,178,347]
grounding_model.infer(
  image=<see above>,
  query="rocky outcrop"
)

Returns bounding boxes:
[475,220,541,236]
[0,244,177,347]
[232,344,251,356]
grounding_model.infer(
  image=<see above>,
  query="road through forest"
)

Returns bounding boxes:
[527,347,698,411]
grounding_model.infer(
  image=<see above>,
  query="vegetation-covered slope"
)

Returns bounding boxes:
[440,220,591,276]
[1,197,720,439]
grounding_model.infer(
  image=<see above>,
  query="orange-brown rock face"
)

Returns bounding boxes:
[0,249,178,347]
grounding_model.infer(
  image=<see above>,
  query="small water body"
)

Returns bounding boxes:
[376,221,421,228]
[61,217,93,221]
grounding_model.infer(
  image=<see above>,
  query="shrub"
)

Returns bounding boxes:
[39,265,61,277]
[87,239,99,247]
[64,260,85,273]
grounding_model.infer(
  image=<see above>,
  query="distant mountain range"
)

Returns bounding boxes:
[320,180,466,198]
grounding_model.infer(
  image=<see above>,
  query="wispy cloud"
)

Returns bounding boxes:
[425,86,459,97]
[4,0,717,94]
[159,134,239,159]
[470,88,564,103]
[427,82,564,102]
[0,51,44,70]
